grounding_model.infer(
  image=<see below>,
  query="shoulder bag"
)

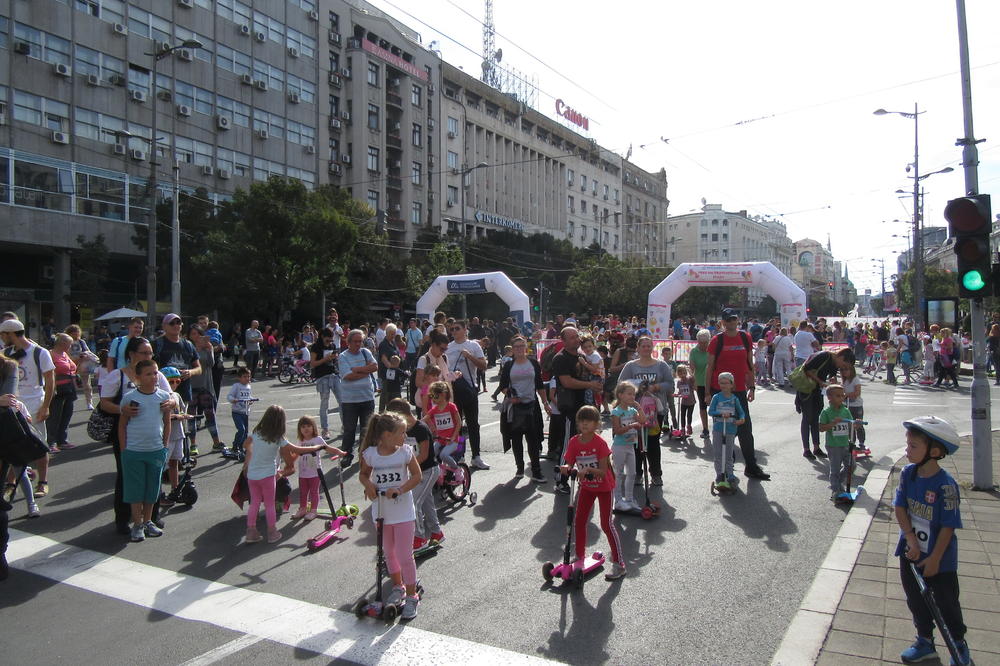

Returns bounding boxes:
[87,371,125,443]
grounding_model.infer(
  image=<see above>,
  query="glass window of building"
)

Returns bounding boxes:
[127,65,150,95]
[447,116,458,135]
[581,174,587,191]
[411,123,421,147]
[13,158,72,212]
[174,26,212,62]
[367,146,379,172]
[175,136,194,163]
[367,189,379,210]
[0,16,7,49]
[447,151,458,170]
[367,62,379,86]
[14,91,68,131]
[217,0,251,25]
[447,185,458,206]
[411,201,422,225]
[567,169,574,186]
[411,161,421,186]
[411,84,421,107]
[14,24,70,66]
[75,170,125,221]
[367,103,379,130]
[567,195,574,213]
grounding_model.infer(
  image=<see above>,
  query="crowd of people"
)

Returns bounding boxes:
[0,305,980,658]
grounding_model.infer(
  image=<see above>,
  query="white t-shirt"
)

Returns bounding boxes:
[362,444,415,525]
[12,343,55,404]
[793,330,817,359]
[774,335,794,357]
[374,327,386,347]
[842,376,863,407]
[445,339,485,388]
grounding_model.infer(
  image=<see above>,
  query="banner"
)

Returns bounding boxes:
[684,264,754,285]
[446,278,487,294]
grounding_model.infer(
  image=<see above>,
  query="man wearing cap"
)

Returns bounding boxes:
[704,309,770,481]
[153,314,201,409]
[1,318,55,497]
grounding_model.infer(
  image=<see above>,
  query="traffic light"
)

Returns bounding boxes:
[827,281,834,291]
[944,194,992,297]
[531,287,540,313]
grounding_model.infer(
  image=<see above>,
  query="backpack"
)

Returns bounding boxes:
[3,345,43,387]
[539,343,560,379]
[907,334,920,355]
[711,331,754,375]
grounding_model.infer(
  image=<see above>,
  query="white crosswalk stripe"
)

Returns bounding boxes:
[892,386,946,407]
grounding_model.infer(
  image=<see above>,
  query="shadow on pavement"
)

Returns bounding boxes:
[471,479,544,533]
[536,579,618,665]
[720,481,797,552]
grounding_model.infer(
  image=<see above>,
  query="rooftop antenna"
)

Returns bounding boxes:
[481,0,500,87]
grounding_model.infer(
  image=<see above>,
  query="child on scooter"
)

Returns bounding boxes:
[610,383,646,512]
[242,405,339,544]
[708,372,745,491]
[386,398,442,550]
[226,367,254,458]
[359,411,423,620]
[675,365,696,436]
[423,381,463,471]
[292,415,346,520]
[559,406,626,581]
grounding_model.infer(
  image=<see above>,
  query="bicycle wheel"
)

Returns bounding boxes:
[446,463,471,502]
[277,366,294,384]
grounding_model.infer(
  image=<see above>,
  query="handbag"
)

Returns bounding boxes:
[450,353,479,405]
[0,408,51,466]
[788,354,829,394]
[87,371,125,443]
[508,402,534,435]
[230,469,250,509]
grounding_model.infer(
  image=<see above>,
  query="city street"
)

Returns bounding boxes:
[4,370,998,665]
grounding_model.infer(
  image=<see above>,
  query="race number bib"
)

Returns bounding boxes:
[679,384,690,397]
[909,514,931,554]
[576,454,598,472]
[301,454,319,473]
[621,414,638,444]
[373,466,405,492]
[404,435,418,453]
[434,411,455,432]
[386,369,396,380]
[832,421,850,437]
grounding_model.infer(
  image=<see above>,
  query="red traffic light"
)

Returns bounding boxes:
[944,195,991,235]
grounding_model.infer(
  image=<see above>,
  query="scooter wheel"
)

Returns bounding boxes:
[306,538,317,550]
[383,605,397,622]
[352,599,367,617]
[346,516,355,529]
[641,506,653,520]
[542,562,555,581]
[347,504,360,517]
[573,568,584,590]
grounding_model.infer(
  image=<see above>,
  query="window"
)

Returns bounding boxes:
[286,27,316,58]
[447,185,458,206]
[174,136,194,164]
[411,161,421,186]
[593,227,598,241]
[447,116,458,135]
[75,170,125,220]
[411,202,422,225]
[567,221,574,238]
[174,26,213,62]
[74,107,124,143]
[217,0,251,25]
[567,195,574,213]
[217,96,250,127]
[127,65,150,95]
[193,140,212,167]
[127,7,171,42]
[367,62,379,86]
[74,45,123,82]
[14,24,70,66]
[411,84,422,107]
[711,233,718,242]
[581,174,587,191]
[0,16,9,49]
[411,123,421,147]
[286,74,315,103]
[567,169,574,186]
[447,151,458,170]
[367,146,379,172]
[722,233,728,241]
[13,158,72,212]
[614,188,620,203]
[367,189,379,210]
[286,120,315,146]
[253,109,284,139]
[581,201,587,215]
[700,233,708,241]
[581,225,587,240]
[253,157,284,181]
[367,103,379,131]
[13,90,69,131]
[592,180,598,196]
[74,0,125,23]
[252,11,283,44]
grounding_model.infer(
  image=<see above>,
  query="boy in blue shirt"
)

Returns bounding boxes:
[894,415,970,665]
[707,372,745,492]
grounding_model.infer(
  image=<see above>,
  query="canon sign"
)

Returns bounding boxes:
[555,99,589,131]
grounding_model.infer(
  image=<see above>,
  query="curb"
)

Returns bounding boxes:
[770,444,907,666]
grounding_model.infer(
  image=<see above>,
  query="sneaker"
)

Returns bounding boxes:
[715,474,725,483]
[401,595,419,620]
[701,429,710,438]
[130,524,146,542]
[212,442,224,452]
[413,536,429,550]
[471,456,490,470]
[35,481,49,497]
[605,563,627,581]
[513,469,524,479]
[615,500,633,512]
[59,442,77,450]
[321,429,330,440]
[803,450,816,460]
[651,476,663,487]
[627,500,643,512]
[715,480,732,491]
[813,448,828,458]
[84,403,94,411]
[144,521,163,537]
[189,445,199,456]
[429,531,445,543]
[245,527,262,543]
[529,473,547,483]
[900,636,936,663]
[340,454,354,468]
[27,503,40,518]
[48,445,60,454]
[554,482,570,495]
[292,507,308,519]
[951,639,971,666]
[304,511,317,521]
[386,585,406,607]
[266,529,281,543]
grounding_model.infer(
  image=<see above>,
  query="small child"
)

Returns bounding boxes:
[707,372,745,491]
[423,381,463,473]
[118,359,172,543]
[675,364,696,436]
[95,349,112,395]
[242,405,337,544]
[386,398,442,550]
[292,415,345,520]
[921,336,936,384]
[419,365,442,417]
[359,411,423,620]
[476,338,490,392]
[226,367,254,458]
[865,341,880,375]
[754,339,769,384]
[883,341,898,385]
[610,382,645,512]
[559,406,626,581]
[579,336,604,407]
[894,416,970,665]
[818,384,854,501]
[935,328,959,388]
[840,363,865,449]
[159,366,192,507]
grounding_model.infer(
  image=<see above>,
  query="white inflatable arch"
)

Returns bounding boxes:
[416,271,530,325]
[645,262,807,337]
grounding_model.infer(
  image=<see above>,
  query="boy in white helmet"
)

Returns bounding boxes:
[894,415,970,665]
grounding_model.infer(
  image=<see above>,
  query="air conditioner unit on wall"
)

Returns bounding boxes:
[130,90,147,103]
[130,149,146,161]
[218,168,231,180]
[308,10,319,21]
[201,165,214,176]
[241,73,253,85]
[53,63,71,77]
[86,74,100,86]
[113,23,128,36]
[288,91,300,104]
[254,80,267,91]
[177,104,191,117]
[256,128,269,140]
[50,131,69,145]
[239,24,251,36]
[216,115,231,130]
[255,31,266,42]
[305,145,315,154]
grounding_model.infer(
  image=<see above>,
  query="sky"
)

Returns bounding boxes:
[368,0,1000,294]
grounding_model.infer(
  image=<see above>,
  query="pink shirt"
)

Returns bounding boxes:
[52,351,77,386]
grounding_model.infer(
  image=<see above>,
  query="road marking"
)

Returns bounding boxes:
[7,530,556,665]
[178,634,265,666]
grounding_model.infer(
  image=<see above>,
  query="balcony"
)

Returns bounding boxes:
[386,134,402,150]
[386,92,403,109]
[386,176,402,191]
[386,215,405,231]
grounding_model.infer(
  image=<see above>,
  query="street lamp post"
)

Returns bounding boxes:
[146,39,202,329]
[458,161,488,318]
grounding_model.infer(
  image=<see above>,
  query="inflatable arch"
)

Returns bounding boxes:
[416,271,530,325]
[645,262,807,337]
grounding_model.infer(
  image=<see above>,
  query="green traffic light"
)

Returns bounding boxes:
[962,269,987,291]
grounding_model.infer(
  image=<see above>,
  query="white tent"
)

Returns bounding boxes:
[94,307,147,321]
[646,262,807,337]
[415,272,530,325]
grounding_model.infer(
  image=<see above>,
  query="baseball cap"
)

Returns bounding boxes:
[721,308,739,321]
[162,313,182,325]
[0,319,25,333]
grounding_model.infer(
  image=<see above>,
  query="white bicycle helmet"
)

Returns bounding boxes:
[903,415,960,455]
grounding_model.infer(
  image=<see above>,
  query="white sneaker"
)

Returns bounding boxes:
[471,456,490,470]
[627,500,643,512]
[27,503,40,518]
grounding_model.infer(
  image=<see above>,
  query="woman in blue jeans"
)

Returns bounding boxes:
[336,329,377,467]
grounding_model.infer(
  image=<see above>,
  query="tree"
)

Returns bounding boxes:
[403,242,465,313]
[193,178,359,325]
[72,234,110,311]
[671,286,741,319]
[894,267,958,313]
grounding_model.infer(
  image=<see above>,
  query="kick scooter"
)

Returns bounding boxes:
[836,420,869,504]
[306,457,355,551]
[542,470,606,589]
[353,491,423,622]
[710,413,737,496]
[910,561,967,665]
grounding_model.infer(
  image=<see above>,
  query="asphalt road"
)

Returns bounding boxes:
[3,368,997,665]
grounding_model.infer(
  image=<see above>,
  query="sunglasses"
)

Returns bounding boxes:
[167,320,182,326]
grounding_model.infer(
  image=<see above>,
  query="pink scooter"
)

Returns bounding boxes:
[542,470,606,589]
[306,458,355,551]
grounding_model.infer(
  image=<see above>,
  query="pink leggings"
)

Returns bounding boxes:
[298,476,320,508]
[382,521,417,585]
[247,476,277,529]
[575,489,624,566]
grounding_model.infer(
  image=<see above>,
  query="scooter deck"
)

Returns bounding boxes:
[413,541,443,558]
[836,487,864,503]
[554,553,606,580]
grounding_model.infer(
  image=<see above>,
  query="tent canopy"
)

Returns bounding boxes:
[94,307,147,321]
[415,271,530,325]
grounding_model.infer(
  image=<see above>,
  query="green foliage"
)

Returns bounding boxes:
[72,234,110,308]
[566,254,663,315]
[756,295,778,317]
[404,242,465,313]
[893,267,958,312]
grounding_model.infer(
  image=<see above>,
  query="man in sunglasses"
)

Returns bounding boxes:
[445,320,490,470]
[152,314,201,409]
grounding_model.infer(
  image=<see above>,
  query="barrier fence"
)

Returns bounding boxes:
[535,338,848,363]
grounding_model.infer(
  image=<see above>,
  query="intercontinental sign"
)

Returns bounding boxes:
[474,210,525,232]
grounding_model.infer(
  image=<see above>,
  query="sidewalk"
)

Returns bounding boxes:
[816,432,1000,665]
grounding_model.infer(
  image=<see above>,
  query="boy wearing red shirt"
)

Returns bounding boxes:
[560,405,626,580]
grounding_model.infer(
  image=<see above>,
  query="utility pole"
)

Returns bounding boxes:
[171,159,181,315]
[955,0,992,489]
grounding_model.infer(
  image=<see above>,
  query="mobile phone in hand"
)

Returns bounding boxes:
[129,400,140,408]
